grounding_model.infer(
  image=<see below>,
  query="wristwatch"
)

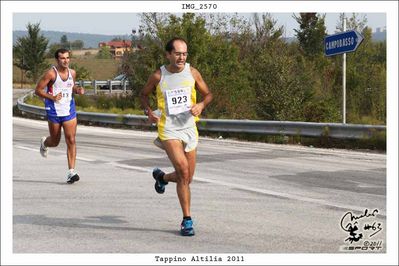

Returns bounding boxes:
[144,109,149,115]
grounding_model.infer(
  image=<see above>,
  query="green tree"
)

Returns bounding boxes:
[199,34,253,119]
[252,13,284,46]
[69,63,91,80]
[96,46,113,59]
[250,42,313,121]
[124,13,254,118]
[294,13,327,58]
[60,34,70,49]
[71,40,84,50]
[47,40,84,58]
[242,14,307,121]
[345,27,386,124]
[13,22,49,83]
[47,43,62,58]
[291,13,342,122]
[336,13,368,33]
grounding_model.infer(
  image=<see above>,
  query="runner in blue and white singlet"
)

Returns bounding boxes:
[45,66,76,119]
[35,48,84,184]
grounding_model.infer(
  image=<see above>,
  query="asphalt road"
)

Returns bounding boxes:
[12,117,386,254]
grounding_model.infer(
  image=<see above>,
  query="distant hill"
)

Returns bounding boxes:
[13,30,386,49]
[13,30,131,49]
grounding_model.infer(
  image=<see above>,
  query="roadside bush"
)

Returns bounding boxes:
[74,94,90,108]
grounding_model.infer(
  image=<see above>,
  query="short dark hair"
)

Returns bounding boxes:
[165,37,187,53]
[54,48,70,59]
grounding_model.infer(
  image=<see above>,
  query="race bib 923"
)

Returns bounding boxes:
[166,87,192,115]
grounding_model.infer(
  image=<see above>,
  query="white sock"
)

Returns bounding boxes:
[68,169,75,175]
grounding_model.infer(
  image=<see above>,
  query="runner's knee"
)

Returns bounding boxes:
[47,135,61,147]
[65,134,76,146]
[178,174,191,185]
[176,163,190,184]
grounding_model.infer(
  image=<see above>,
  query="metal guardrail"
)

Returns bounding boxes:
[17,92,386,140]
[197,119,385,139]
[74,80,131,93]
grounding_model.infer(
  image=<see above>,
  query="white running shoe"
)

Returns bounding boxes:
[66,171,80,184]
[40,136,48,158]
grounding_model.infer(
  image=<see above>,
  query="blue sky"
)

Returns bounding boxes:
[13,12,386,37]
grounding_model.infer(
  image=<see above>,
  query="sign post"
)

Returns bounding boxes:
[325,26,364,124]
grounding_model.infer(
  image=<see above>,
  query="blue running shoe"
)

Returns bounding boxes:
[152,168,167,194]
[180,219,195,236]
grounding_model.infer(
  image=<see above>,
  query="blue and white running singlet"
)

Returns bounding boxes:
[44,66,76,117]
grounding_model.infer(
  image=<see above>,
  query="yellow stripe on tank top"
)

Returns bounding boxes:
[190,84,199,122]
[156,84,167,139]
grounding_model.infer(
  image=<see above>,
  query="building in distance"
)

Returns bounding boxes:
[98,40,132,58]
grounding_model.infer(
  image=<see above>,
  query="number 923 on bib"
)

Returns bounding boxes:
[166,87,192,115]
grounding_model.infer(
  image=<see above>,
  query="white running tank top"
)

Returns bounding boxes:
[156,63,197,136]
[44,66,75,117]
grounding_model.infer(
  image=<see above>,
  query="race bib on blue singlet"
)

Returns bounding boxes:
[53,87,72,104]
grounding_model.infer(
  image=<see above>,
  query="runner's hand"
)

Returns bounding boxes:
[147,110,160,124]
[53,92,62,102]
[190,102,205,116]
[75,86,85,95]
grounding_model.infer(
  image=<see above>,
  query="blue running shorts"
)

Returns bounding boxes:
[47,112,76,124]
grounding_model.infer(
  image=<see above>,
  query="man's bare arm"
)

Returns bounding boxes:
[70,69,84,95]
[35,69,61,101]
[191,67,213,117]
[140,70,161,122]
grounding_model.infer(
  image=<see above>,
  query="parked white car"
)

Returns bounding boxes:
[99,74,129,90]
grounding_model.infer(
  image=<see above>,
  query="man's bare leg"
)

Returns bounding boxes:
[62,118,77,170]
[44,121,62,147]
[162,140,194,217]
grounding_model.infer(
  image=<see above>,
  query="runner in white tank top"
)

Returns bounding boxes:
[141,38,213,236]
[35,48,85,184]
[44,66,76,117]
[154,63,200,151]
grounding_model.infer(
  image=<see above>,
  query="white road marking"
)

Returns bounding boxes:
[75,156,96,162]
[347,179,385,188]
[15,145,96,162]
[108,162,152,173]
[15,145,38,152]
